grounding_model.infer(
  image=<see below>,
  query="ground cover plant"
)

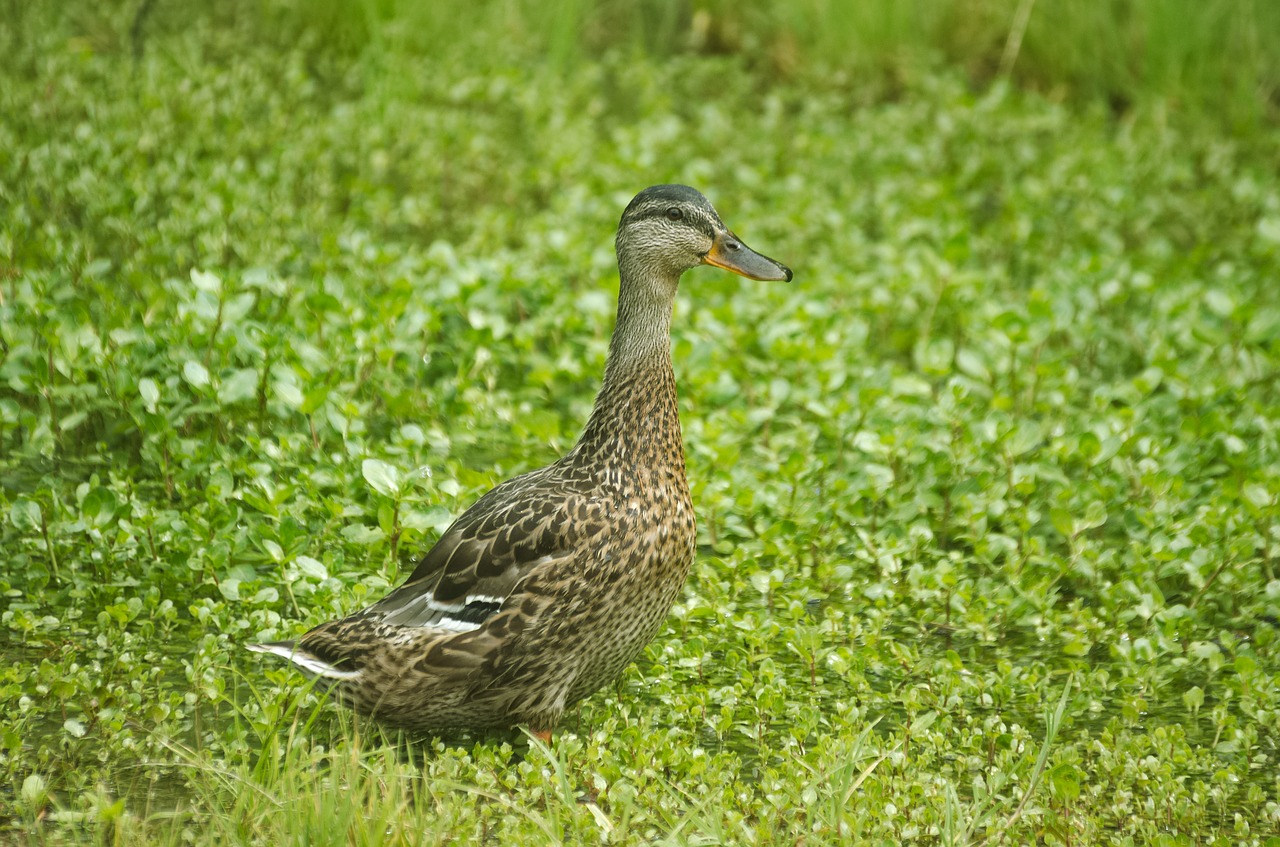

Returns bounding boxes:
[3,1,1280,844]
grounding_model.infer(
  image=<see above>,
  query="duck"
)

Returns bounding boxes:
[248,184,792,738]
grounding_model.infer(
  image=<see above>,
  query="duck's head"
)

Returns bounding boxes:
[616,185,792,287]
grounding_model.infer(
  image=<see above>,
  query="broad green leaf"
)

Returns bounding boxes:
[218,368,259,404]
[362,459,400,497]
[295,555,328,580]
[955,348,990,381]
[58,411,88,433]
[403,506,455,532]
[1256,216,1280,245]
[1048,763,1081,801]
[1005,421,1043,457]
[1062,635,1091,657]
[909,711,938,733]
[1050,507,1075,539]
[82,487,118,529]
[915,338,954,376]
[191,268,222,293]
[138,377,160,413]
[273,380,304,409]
[20,774,47,809]
[1080,500,1107,530]
[183,360,211,388]
[341,524,386,545]
[1203,289,1234,318]
[10,499,42,532]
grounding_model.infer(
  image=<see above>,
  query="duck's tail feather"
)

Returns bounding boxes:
[246,640,363,681]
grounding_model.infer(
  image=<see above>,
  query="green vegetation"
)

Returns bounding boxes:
[3,1,1280,844]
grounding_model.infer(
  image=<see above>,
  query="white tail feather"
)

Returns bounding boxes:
[245,642,362,681]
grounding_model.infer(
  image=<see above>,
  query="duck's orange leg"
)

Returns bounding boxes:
[530,728,553,745]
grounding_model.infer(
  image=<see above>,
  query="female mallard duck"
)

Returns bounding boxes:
[249,185,791,736]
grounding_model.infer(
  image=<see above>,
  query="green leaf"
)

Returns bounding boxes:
[138,377,160,413]
[341,524,386,545]
[362,458,400,498]
[1005,421,1044,457]
[295,555,328,580]
[955,348,990,381]
[915,338,954,376]
[1204,289,1234,318]
[10,499,43,532]
[218,368,259,404]
[1080,500,1107,531]
[909,710,938,733]
[273,380,304,409]
[183,360,211,388]
[1062,632,1091,656]
[20,774,47,810]
[1189,641,1222,661]
[191,268,222,294]
[1050,507,1075,539]
[1256,215,1280,245]
[1245,307,1280,342]
[403,506,455,532]
[82,487,119,529]
[59,411,89,433]
[1047,762,1081,801]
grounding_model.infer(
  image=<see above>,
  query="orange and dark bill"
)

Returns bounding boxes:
[702,231,793,282]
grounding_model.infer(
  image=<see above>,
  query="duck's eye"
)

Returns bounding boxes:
[666,207,683,222]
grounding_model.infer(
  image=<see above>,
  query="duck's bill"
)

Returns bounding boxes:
[703,231,793,282]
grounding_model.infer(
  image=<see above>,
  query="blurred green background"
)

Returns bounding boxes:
[10,0,1278,126]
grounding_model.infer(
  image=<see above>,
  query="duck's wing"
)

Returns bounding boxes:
[250,463,599,684]
[358,463,596,631]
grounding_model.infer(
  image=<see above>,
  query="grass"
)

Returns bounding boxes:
[162,0,1280,129]
[3,1,1280,844]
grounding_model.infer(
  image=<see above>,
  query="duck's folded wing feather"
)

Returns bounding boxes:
[361,466,595,630]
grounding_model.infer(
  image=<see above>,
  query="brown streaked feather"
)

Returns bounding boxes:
[359,467,599,628]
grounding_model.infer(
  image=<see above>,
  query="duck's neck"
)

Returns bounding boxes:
[575,270,683,466]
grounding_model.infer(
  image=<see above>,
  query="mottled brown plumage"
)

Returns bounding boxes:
[248,185,791,733]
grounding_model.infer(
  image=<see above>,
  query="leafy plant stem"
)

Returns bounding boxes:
[40,505,59,580]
